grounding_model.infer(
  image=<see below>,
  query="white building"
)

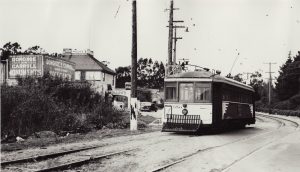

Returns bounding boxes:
[62,48,116,94]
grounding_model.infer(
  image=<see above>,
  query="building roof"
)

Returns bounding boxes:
[63,54,115,75]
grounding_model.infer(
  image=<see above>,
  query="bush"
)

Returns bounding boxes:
[1,75,124,138]
[256,107,300,117]
[289,94,300,106]
[272,100,295,110]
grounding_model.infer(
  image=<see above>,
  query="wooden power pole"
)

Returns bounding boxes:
[264,62,276,114]
[130,0,138,130]
[168,0,174,65]
[131,0,137,98]
[173,27,183,64]
[167,0,184,68]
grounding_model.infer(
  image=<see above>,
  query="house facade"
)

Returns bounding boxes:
[62,48,116,94]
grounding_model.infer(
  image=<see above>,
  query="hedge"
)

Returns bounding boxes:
[256,107,300,117]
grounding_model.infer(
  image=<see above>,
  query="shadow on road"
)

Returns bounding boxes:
[167,126,262,137]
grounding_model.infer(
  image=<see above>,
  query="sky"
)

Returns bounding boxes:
[1,0,300,81]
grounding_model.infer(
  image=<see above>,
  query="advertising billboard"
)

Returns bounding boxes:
[8,55,43,79]
[8,55,75,80]
[43,56,75,80]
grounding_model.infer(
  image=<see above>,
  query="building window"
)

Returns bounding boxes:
[85,71,101,81]
[75,71,81,81]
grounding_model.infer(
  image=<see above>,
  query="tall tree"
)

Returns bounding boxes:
[151,61,165,89]
[115,66,131,88]
[116,58,165,89]
[275,51,300,100]
[137,58,165,89]
[249,71,264,101]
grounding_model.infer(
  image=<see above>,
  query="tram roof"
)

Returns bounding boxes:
[168,71,212,78]
[165,70,254,92]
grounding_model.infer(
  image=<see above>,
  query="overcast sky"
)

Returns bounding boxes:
[1,0,299,80]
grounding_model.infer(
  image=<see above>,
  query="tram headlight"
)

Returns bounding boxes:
[182,109,188,115]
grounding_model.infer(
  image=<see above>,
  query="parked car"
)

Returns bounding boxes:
[140,102,158,112]
[149,102,158,112]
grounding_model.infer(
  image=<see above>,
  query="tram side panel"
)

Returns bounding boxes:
[221,84,255,125]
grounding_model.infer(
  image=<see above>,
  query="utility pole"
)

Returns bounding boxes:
[166,0,184,69]
[130,0,138,130]
[264,62,276,114]
[173,26,183,64]
[167,0,174,65]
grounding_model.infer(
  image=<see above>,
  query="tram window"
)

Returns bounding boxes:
[165,82,177,101]
[195,83,211,102]
[179,83,194,102]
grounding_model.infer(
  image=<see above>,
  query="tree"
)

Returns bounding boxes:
[275,51,300,100]
[137,58,153,88]
[24,45,44,55]
[249,71,264,101]
[115,58,165,89]
[137,58,165,89]
[0,42,22,63]
[115,66,131,88]
[151,61,165,89]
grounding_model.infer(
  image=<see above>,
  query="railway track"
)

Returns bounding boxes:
[1,129,268,172]
[150,113,299,172]
[35,148,138,172]
[1,131,168,167]
[1,144,106,167]
[2,148,138,172]
[3,114,298,172]
[219,114,300,172]
[256,113,299,129]
[1,135,172,172]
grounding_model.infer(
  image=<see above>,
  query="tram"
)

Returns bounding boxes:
[162,65,255,132]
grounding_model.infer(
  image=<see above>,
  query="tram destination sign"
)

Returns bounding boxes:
[8,55,43,79]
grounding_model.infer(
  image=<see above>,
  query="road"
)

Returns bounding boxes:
[1,112,300,172]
